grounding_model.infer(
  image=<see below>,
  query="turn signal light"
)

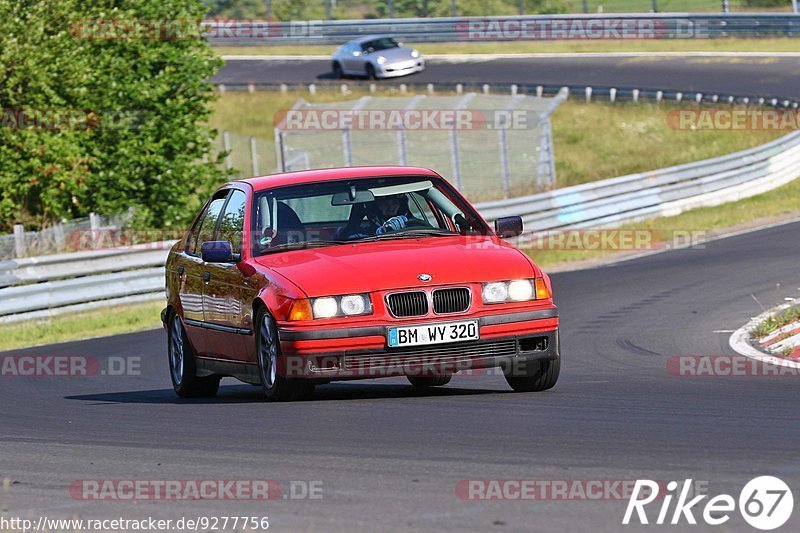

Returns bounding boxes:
[534,278,550,300]
[288,299,313,321]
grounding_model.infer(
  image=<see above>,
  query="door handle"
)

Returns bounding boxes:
[203,271,211,283]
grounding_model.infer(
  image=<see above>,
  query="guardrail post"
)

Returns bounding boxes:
[280,84,288,94]
[482,84,490,94]
[340,83,348,95]
[656,91,663,104]
[585,87,592,103]
[308,83,316,95]
[218,84,226,94]
[695,93,703,104]
[536,86,543,98]
[609,88,617,103]
[676,92,683,103]
[632,89,640,103]
[13,225,26,258]
[247,83,255,93]
[456,84,463,94]
[400,84,407,94]
[427,83,434,94]
[369,83,377,93]
[510,84,517,96]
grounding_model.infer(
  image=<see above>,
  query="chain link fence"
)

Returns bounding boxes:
[265,90,566,202]
[0,211,135,261]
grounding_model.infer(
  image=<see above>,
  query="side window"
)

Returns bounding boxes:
[217,190,247,254]
[409,192,445,229]
[193,191,229,254]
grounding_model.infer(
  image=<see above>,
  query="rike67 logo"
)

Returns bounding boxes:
[623,477,794,530]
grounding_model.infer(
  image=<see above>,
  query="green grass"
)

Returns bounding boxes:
[213,38,800,57]
[0,301,164,352]
[752,306,800,339]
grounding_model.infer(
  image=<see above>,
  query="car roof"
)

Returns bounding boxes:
[235,166,441,191]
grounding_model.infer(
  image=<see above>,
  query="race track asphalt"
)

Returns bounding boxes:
[213,55,800,100]
[2,220,800,532]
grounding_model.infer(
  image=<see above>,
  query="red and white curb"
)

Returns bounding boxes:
[729,299,800,369]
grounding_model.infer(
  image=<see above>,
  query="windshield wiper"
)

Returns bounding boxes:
[260,240,349,254]
[357,229,456,242]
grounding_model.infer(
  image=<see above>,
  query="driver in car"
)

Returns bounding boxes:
[346,194,420,239]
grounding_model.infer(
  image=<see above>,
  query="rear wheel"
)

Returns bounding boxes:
[504,358,560,392]
[332,62,343,79]
[408,374,451,388]
[256,308,315,402]
[168,311,220,398]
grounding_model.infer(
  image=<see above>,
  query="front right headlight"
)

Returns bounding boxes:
[482,278,549,304]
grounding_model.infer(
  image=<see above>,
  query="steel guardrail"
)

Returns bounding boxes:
[1,130,799,322]
[204,13,800,46]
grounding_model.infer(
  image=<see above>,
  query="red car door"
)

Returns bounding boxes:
[200,188,254,362]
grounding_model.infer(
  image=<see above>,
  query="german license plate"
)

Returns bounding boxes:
[387,320,479,348]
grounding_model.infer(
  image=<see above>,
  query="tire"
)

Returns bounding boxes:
[365,64,377,80]
[255,308,314,402]
[332,62,343,79]
[408,374,452,388]
[504,358,560,392]
[167,311,220,398]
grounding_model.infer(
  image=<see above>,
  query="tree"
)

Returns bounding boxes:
[0,0,227,232]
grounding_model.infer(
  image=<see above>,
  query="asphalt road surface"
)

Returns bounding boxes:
[2,220,800,532]
[213,55,800,100]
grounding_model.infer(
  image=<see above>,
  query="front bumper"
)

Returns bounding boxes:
[276,308,559,380]
[376,59,425,79]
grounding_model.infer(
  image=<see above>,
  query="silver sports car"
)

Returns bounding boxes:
[331,36,425,80]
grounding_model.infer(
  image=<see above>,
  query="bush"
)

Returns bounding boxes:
[0,0,228,232]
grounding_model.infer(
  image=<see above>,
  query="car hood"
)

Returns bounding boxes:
[376,47,416,62]
[253,236,537,297]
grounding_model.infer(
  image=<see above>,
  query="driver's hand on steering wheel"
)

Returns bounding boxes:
[376,215,408,235]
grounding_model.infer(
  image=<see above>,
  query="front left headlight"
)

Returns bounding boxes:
[376,56,387,65]
[411,49,420,58]
[482,278,549,304]
[309,293,373,319]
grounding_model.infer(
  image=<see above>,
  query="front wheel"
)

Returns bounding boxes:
[168,311,220,398]
[504,358,560,392]
[332,62,343,79]
[365,64,377,80]
[256,308,314,402]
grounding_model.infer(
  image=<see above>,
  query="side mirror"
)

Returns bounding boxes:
[201,241,235,263]
[495,216,523,238]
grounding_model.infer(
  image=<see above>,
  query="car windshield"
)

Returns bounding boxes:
[252,176,489,256]
[365,37,399,52]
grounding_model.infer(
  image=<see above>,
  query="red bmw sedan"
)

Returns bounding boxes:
[162,166,559,401]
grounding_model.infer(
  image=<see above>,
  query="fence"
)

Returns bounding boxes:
[205,13,800,46]
[0,211,135,261]
[273,90,567,201]
[2,128,799,323]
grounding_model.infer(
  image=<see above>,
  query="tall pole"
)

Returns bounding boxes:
[722,0,730,13]
[265,0,271,19]
[652,0,658,13]
[387,0,393,18]
[793,0,799,14]
[583,0,589,13]
[452,0,457,17]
